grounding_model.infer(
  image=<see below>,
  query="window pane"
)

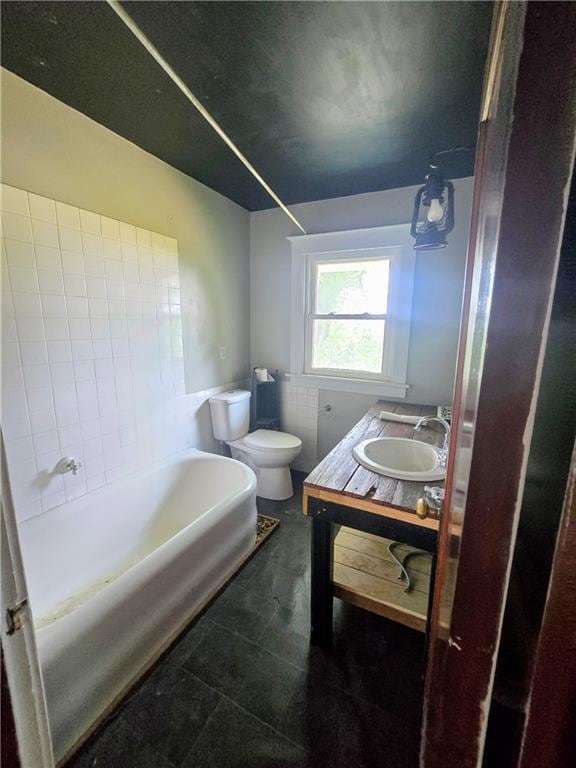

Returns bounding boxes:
[312,319,385,373]
[315,259,389,315]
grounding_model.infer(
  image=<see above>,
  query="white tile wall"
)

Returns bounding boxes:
[1,184,239,523]
[279,381,319,472]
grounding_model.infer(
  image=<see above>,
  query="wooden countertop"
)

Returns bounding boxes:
[304,400,445,525]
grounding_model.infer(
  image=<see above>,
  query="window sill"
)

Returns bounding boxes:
[287,373,409,398]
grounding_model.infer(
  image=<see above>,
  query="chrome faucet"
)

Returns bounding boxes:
[415,416,451,468]
[55,456,83,476]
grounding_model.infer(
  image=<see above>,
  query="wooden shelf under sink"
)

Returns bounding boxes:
[332,527,432,633]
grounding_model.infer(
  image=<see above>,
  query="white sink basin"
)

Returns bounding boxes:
[353,437,446,481]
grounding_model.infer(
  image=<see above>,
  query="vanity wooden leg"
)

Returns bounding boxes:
[425,549,438,662]
[310,516,333,648]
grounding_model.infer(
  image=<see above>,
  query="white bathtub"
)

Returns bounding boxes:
[18,448,257,762]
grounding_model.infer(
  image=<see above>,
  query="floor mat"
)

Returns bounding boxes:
[254,514,279,547]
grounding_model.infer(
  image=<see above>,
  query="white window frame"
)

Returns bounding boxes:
[288,224,415,398]
[305,250,393,381]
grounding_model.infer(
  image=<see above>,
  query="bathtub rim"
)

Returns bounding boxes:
[20,445,255,533]
[29,448,257,632]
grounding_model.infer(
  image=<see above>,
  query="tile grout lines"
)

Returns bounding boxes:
[168,613,412,721]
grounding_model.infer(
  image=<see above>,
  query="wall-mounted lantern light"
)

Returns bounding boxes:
[410,167,455,250]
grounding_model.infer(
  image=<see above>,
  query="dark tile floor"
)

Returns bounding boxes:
[68,474,425,768]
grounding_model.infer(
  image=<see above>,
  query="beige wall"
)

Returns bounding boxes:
[2,68,472,465]
[250,177,473,406]
[1,69,251,393]
[250,179,473,463]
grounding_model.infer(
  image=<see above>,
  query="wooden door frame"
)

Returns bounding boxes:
[1,435,54,767]
[422,2,576,766]
[518,441,576,767]
[1,648,21,768]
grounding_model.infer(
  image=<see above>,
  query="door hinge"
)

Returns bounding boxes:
[6,598,28,635]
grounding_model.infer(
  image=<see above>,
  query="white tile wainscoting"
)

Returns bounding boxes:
[279,381,319,472]
[0,183,242,523]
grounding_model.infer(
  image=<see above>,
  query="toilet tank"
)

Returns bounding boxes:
[209,390,251,441]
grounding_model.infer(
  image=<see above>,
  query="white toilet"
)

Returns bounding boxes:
[209,390,302,500]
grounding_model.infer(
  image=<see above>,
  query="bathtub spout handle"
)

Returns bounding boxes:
[56,457,83,476]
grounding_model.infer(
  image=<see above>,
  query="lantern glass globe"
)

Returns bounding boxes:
[427,198,444,223]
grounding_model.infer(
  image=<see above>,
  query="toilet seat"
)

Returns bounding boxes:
[243,429,301,452]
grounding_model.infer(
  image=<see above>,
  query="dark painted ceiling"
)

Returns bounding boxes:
[1,1,492,211]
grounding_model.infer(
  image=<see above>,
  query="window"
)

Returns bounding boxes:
[289,225,414,397]
[307,256,390,378]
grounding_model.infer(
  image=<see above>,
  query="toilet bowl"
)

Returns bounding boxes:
[209,390,302,500]
[228,429,302,500]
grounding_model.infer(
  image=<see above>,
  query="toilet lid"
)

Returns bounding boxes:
[244,429,302,451]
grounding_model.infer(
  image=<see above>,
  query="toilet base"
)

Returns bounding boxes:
[229,446,296,501]
[256,466,294,501]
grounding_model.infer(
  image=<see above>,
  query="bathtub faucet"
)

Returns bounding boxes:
[55,456,83,476]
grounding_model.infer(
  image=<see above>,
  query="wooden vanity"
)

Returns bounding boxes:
[303,401,445,646]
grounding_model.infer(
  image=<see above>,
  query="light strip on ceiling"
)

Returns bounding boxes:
[106,0,306,233]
